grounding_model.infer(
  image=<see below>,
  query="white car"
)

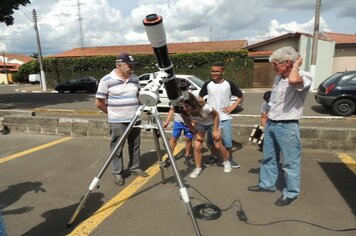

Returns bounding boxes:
[138,73,243,111]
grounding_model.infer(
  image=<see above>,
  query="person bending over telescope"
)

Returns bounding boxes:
[180,93,232,178]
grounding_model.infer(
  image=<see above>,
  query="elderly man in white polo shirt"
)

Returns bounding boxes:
[95,53,148,186]
[248,47,312,207]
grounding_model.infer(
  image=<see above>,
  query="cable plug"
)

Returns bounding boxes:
[237,209,248,221]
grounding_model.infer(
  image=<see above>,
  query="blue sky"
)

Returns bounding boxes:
[1,0,355,56]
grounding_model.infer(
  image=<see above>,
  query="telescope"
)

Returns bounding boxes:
[142,14,185,110]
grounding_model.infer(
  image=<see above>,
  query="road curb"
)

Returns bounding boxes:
[1,110,355,151]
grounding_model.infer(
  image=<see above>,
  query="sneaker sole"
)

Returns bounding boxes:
[190,174,201,178]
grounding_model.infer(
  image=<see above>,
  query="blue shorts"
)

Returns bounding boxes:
[172,121,193,140]
[206,119,232,148]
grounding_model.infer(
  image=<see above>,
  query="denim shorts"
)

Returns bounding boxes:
[172,121,193,140]
[206,119,232,148]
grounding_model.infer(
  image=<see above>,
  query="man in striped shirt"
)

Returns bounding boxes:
[96,53,148,186]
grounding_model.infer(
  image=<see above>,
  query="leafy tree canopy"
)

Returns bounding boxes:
[0,0,31,26]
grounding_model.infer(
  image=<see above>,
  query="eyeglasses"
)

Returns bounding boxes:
[272,61,287,67]
[211,70,222,74]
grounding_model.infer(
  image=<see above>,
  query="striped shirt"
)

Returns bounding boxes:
[268,70,312,121]
[96,70,140,123]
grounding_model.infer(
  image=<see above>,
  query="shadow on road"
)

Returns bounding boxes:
[319,162,356,217]
[310,105,332,115]
[0,181,46,215]
[22,192,104,236]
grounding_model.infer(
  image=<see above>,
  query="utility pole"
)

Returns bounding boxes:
[32,9,47,91]
[310,0,321,91]
[2,50,9,83]
[77,0,85,56]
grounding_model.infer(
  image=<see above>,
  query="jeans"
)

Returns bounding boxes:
[259,121,301,198]
[0,213,7,236]
[110,121,141,175]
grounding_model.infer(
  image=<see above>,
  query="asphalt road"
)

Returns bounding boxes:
[1,84,354,117]
[0,133,355,236]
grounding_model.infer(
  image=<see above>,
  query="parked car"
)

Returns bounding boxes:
[55,76,98,93]
[138,73,243,110]
[315,71,356,116]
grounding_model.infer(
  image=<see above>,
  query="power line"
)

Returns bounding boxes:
[19,7,33,23]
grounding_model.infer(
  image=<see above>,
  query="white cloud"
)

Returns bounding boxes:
[0,0,355,55]
[248,17,331,44]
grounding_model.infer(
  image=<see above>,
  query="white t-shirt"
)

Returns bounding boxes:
[189,104,213,126]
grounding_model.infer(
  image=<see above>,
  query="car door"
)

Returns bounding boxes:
[77,78,86,91]
[342,74,356,96]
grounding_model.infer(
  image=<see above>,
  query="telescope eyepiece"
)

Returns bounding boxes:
[143,14,162,26]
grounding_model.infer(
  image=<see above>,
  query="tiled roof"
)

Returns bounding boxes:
[244,32,333,50]
[323,32,356,44]
[244,33,303,50]
[3,53,34,63]
[0,62,20,72]
[48,40,248,58]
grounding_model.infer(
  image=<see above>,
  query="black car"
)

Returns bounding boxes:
[55,76,98,93]
[315,71,356,116]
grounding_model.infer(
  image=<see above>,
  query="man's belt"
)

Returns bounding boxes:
[269,119,299,123]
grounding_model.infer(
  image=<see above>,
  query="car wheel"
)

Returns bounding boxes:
[331,98,356,116]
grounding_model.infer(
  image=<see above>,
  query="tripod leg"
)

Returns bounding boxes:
[152,108,201,236]
[67,105,144,226]
[152,129,166,184]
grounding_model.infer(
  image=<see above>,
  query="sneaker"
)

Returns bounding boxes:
[223,161,232,173]
[230,159,240,169]
[184,156,194,166]
[113,174,125,186]
[203,156,217,167]
[1,125,10,135]
[189,168,202,178]
[129,168,149,177]
[162,159,171,168]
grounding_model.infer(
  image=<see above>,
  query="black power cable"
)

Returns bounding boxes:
[186,184,356,232]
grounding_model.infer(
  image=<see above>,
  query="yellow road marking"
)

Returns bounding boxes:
[69,143,185,236]
[338,153,356,174]
[0,136,73,164]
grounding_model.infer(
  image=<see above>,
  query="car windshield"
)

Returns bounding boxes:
[186,76,205,87]
[323,73,344,86]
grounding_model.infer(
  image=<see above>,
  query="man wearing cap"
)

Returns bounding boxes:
[96,53,148,186]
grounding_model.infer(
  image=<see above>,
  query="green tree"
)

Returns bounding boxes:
[0,0,31,26]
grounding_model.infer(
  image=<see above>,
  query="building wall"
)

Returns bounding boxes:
[332,57,356,73]
[299,35,335,91]
[332,46,356,73]
[0,74,9,84]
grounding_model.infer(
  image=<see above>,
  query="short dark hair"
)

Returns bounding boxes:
[263,91,272,102]
[212,61,225,67]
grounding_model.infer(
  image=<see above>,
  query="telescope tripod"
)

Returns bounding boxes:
[67,104,201,236]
